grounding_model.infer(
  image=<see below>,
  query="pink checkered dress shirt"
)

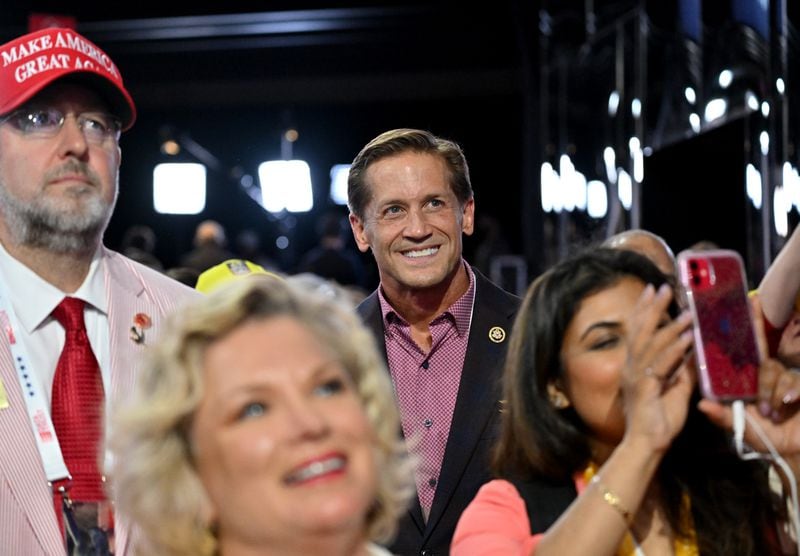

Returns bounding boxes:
[378,262,475,517]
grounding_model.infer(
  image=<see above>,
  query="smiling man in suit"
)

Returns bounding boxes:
[348,128,520,555]
[0,27,199,555]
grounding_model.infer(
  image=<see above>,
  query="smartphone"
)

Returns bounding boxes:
[677,249,760,402]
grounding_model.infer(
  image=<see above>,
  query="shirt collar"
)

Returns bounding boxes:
[378,259,476,336]
[0,242,107,333]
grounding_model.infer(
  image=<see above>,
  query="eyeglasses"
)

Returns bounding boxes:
[0,107,121,145]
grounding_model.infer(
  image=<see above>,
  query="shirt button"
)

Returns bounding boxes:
[421,360,429,369]
[428,477,437,487]
[423,418,433,429]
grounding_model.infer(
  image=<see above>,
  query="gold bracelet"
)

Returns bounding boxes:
[590,475,632,524]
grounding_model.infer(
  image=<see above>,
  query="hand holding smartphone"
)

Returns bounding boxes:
[677,249,760,402]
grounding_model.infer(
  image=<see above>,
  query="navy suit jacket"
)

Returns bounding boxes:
[357,267,520,556]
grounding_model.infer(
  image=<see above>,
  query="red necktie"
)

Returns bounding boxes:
[50,297,106,502]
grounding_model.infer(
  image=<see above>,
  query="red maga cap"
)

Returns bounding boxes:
[0,27,136,130]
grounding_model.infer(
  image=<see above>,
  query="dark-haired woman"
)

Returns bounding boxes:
[453,248,798,556]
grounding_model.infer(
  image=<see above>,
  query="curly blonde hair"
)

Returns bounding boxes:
[110,275,413,555]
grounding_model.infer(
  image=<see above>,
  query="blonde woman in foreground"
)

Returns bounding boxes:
[110,275,413,555]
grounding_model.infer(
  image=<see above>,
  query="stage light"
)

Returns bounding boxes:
[608,90,620,116]
[704,98,728,122]
[603,147,617,183]
[689,113,701,133]
[783,162,800,212]
[587,180,608,219]
[540,162,558,213]
[759,131,769,155]
[258,160,314,213]
[746,163,762,209]
[746,91,760,111]
[329,164,350,205]
[773,186,789,236]
[284,128,299,142]
[153,163,206,215]
[631,98,642,119]
[718,69,734,89]
[160,139,180,156]
[617,169,632,210]
[559,155,581,212]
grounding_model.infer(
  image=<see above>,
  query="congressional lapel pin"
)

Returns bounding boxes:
[130,312,152,345]
[488,326,506,343]
[0,377,8,409]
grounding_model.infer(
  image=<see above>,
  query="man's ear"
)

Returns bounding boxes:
[349,213,371,253]
[546,381,571,409]
[461,197,475,236]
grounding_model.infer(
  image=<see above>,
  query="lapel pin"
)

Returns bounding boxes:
[130,313,152,345]
[488,326,506,343]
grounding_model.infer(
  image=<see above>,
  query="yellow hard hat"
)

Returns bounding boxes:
[195,259,282,294]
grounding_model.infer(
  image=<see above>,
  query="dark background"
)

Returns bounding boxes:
[2,2,534,289]
[2,1,797,289]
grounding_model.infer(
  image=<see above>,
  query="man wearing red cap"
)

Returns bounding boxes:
[0,28,199,555]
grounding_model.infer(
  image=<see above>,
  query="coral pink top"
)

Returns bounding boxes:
[451,474,588,556]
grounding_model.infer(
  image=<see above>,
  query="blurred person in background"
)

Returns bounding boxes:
[120,224,163,271]
[180,219,235,274]
[288,271,369,309]
[234,228,282,273]
[298,211,366,288]
[603,228,677,279]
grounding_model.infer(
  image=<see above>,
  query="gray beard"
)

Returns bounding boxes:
[0,172,116,254]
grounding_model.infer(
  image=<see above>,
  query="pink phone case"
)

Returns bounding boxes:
[677,249,759,402]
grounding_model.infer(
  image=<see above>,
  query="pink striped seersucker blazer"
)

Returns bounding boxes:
[0,247,200,556]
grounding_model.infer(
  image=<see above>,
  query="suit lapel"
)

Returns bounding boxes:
[103,249,147,405]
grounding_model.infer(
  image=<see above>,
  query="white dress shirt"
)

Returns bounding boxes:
[0,242,111,409]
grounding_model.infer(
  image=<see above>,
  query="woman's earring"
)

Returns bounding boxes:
[547,383,571,409]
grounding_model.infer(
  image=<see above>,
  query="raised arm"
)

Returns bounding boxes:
[759,223,800,330]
